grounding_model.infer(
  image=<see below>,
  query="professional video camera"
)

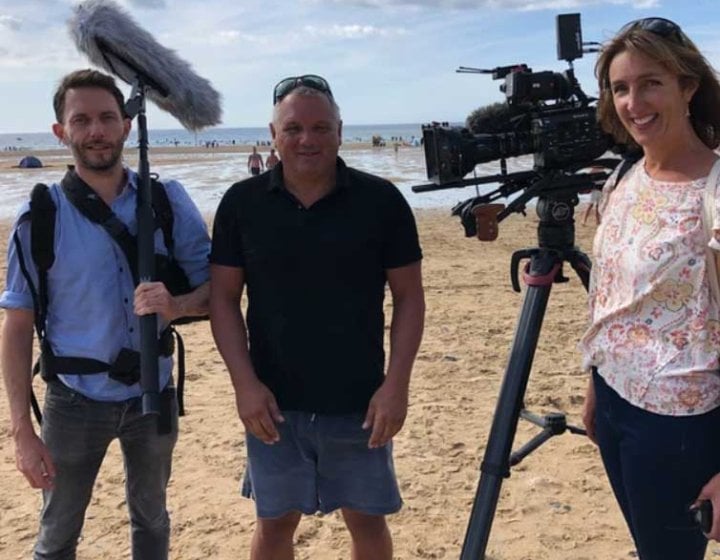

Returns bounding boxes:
[424,69,606,182]
[413,13,623,243]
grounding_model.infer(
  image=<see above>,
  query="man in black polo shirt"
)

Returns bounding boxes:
[209,75,424,559]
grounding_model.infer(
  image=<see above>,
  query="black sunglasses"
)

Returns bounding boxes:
[618,17,687,44]
[273,74,333,104]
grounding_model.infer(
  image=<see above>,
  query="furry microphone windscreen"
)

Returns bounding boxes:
[68,0,222,131]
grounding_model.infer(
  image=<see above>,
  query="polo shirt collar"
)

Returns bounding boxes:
[267,157,350,193]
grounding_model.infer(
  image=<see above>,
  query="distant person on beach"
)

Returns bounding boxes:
[0,69,210,559]
[210,74,425,560]
[581,166,603,226]
[580,18,720,559]
[247,146,264,175]
[581,188,601,225]
[265,148,279,170]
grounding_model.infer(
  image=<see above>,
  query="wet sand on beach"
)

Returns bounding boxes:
[0,142,375,169]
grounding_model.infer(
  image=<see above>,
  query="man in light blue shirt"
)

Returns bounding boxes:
[0,69,210,560]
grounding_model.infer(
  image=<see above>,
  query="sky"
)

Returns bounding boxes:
[0,0,718,134]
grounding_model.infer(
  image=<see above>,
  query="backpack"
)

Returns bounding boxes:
[15,169,204,423]
[605,156,720,305]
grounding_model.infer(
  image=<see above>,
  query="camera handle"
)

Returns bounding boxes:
[460,245,590,560]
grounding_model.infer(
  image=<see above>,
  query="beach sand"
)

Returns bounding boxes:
[0,152,718,559]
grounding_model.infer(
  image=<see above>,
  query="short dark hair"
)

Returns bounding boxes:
[595,24,720,150]
[53,69,126,123]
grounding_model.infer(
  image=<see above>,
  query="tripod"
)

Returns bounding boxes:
[460,194,590,560]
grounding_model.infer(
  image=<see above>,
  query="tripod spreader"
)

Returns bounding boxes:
[509,410,587,467]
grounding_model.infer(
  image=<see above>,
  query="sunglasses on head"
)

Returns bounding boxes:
[273,75,333,104]
[618,17,687,44]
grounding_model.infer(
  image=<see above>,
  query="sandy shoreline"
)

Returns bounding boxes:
[0,205,718,559]
[0,142,379,170]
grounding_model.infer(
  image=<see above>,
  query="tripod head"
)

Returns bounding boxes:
[508,190,587,293]
[535,192,577,250]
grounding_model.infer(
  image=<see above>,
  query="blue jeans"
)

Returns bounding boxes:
[34,381,178,560]
[593,370,720,560]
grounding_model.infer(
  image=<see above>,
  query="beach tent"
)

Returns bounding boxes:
[18,155,43,168]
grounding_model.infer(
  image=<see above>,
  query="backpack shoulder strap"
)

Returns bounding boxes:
[30,183,56,337]
[13,183,57,340]
[148,179,191,416]
[12,183,55,338]
[702,158,720,305]
[60,169,140,285]
[607,155,641,195]
[29,183,56,273]
[151,177,175,257]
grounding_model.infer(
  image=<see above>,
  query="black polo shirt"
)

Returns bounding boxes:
[210,157,422,413]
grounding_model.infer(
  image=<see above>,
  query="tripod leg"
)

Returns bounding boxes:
[460,280,553,560]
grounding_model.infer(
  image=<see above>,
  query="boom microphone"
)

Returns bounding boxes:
[466,102,522,134]
[68,0,222,131]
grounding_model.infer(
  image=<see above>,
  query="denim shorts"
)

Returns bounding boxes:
[241,411,402,518]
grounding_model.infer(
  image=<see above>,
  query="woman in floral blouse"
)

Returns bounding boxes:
[580,17,720,560]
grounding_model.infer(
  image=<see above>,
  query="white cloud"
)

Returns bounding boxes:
[0,15,22,30]
[504,0,660,8]
[197,29,274,47]
[127,0,167,7]
[304,23,407,39]
[0,19,82,78]
[0,45,82,72]
[218,30,240,41]
[320,0,658,8]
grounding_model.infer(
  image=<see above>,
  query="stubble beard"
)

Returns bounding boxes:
[71,140,124,173]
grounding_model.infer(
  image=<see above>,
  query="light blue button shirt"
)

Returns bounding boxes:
[0,168,210,401]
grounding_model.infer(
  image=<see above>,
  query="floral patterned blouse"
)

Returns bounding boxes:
[579,159,720,416]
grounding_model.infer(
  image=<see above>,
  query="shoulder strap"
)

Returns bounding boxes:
[60,171,179,284]
[607,155,641,195]
[151,177,175,257]
[30,183,56,340]
[702,159,720,305]
[29,184,56,273]
[15,183,57,339]
[61,169,141,285]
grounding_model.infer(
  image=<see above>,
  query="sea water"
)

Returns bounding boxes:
[0,124,427,151]
[0,125,599,221]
